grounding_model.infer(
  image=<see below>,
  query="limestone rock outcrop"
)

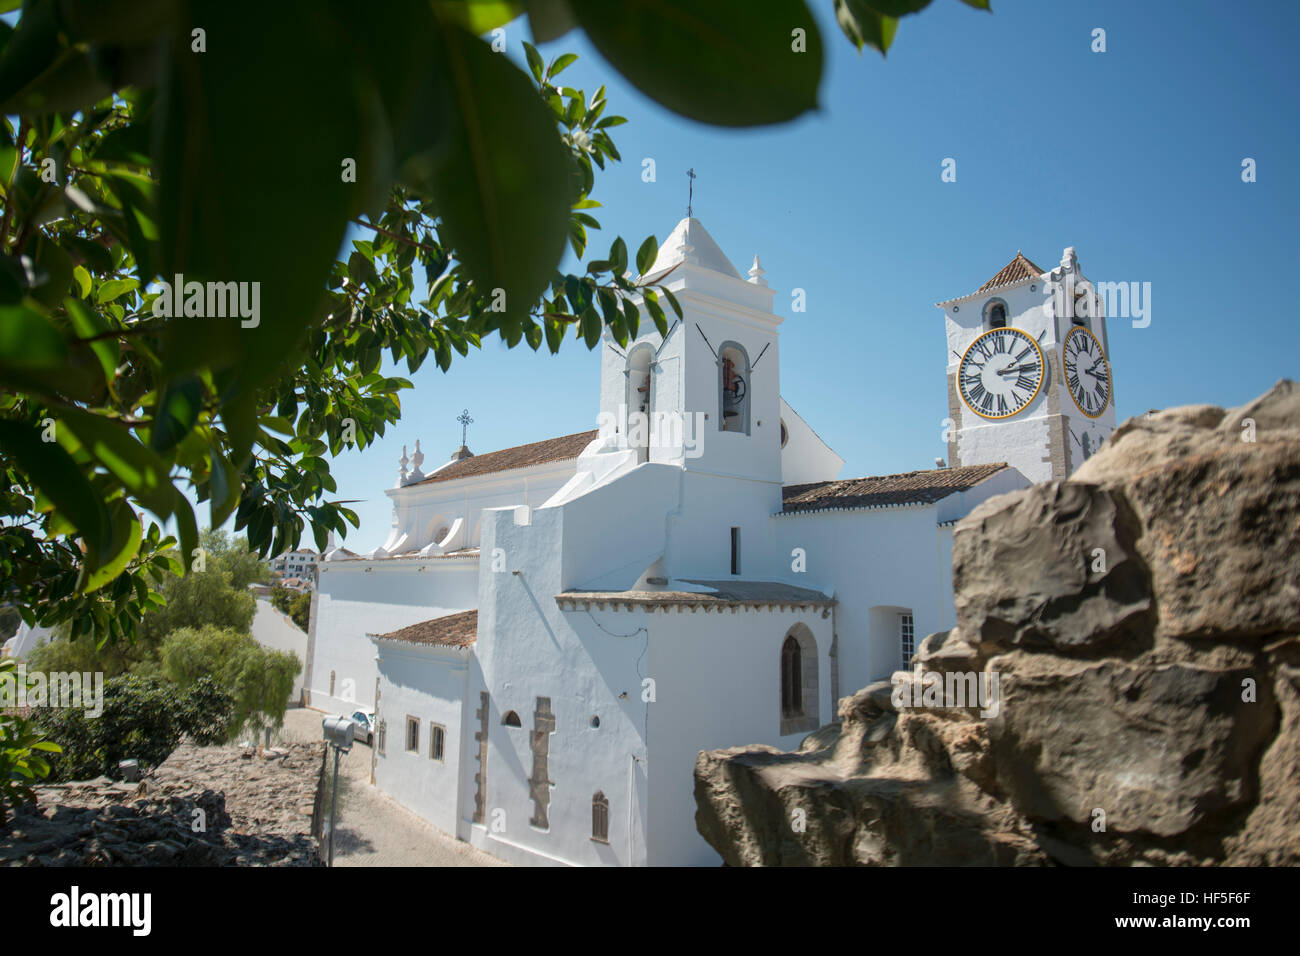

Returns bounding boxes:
[695,381,1300,865]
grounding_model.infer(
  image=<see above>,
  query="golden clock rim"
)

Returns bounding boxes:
[956,326,1046,421]
[1062,325,1111,419]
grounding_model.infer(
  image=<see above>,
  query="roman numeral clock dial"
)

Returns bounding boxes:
[957,327,1045,419]
[1062,325,1112,418]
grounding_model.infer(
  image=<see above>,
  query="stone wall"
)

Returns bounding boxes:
[1,741,326,866]
[694,381,1300,866]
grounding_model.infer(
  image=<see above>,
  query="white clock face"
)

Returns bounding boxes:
[1062,325,1111,418]
[958,327,1045,420]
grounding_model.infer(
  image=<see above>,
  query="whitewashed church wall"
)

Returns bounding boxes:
[372,643,469,837]
[644,606,834,866]
[469,505,650,866]
[668,471,784,582]
[770,506,952,692]
[309,559,477,713]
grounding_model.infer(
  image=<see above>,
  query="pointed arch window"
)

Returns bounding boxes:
[779,625,820,736]
[718,343,751,435]
[501,710,522,727]
[592,791,610,843]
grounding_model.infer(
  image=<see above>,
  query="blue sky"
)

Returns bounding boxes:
[326,1,1300,550]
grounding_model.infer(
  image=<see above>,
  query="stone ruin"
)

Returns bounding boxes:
[695,380,1300,866]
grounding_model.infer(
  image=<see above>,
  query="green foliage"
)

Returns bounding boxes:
[270,585,311,632]
[30,674,233,782]
[0,0,983,779]
[0,659,61,826]
[160,625,300,738]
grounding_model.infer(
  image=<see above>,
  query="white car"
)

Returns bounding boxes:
[349,709,375,746]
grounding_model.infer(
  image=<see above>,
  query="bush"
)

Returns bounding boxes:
[0,660,61,827]
[161,626,300,739]
[32,675,235,782]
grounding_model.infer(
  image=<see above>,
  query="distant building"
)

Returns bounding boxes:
[269,549,319,589]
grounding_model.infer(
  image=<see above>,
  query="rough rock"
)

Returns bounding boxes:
[695,380,1300,865]
[0,741,326,866]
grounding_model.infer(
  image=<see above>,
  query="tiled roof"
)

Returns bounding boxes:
[412,430,597,486]
[371,610,478,647]
[556,580,833,612]
[977,252,1044,293]
[781,462,1010,514]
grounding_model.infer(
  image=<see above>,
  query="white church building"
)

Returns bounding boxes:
[304,216,1115,866]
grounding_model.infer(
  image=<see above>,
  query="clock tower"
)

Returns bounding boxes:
[936,246,1116,483]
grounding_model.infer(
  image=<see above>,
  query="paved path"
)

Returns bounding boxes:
[277,707,506,867]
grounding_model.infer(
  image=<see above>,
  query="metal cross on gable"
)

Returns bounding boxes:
[457,408,473,446]
[686,168,696,218]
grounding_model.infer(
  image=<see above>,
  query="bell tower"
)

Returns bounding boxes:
[596,216,784,487]
[936,246,1116,483]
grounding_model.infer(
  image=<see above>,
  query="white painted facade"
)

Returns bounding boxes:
[302,217,1107,866]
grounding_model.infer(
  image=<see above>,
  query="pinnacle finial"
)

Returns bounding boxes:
[747,254,768,287]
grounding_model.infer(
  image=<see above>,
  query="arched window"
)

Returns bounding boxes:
[781,636,802,717]
[718,343,751,434]
[592,792,609,843]
[779,625,820,736]
[501,710,521,727]
[986,301,1007,329]
[626,345,654,463]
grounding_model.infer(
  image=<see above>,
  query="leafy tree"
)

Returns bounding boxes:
[160,625,300,739]
[31,673,235,782]
[270,584,310,632]
[0,1,989,779]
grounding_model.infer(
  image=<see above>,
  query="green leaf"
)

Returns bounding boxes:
[644,290,668,337]
[568,0,822,127]
[636,235,658,275]
[150,376,202,452]
[548,52,579,78]
[425,24,575,326]
[0,303,67,371]
[72,265,91,298]
[80,497,142,593]
[57,407,173,518]
[835,0,900,55]
[579,307,601,348]
[523,40,545,82]
[95,277,138,305]
[64,297,119,383]
[0,419,109,555]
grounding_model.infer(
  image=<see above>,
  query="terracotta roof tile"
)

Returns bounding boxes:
[977,252,1044,293]
[781,462,1010,514]
[413,430,597,486]
[371,610,477,647]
